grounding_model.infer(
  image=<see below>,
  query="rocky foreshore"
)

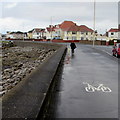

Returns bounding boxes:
[1,45,56,97]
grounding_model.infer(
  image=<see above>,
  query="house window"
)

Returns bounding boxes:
[81,37,84,40]
[67,31,69,34]
[37,33,39,35]
[81,32,84,34]
[72,31,77,34]
[72,37,76,40]
[111,32,114,35]
[86,32,88,35]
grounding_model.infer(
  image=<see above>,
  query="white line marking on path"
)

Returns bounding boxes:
[102,50,112,56]
[83,82,112,93]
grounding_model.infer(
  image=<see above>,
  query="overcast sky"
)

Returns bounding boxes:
[0,0,119,34]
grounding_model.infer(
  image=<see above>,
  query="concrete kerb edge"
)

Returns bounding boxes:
[35,45,67,118]
[2,43,67,119]
[37,46,67,119]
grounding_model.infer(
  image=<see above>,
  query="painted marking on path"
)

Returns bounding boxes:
[83,82,112,93]
[102,50,112,56]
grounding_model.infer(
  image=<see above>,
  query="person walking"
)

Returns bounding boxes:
[70,42,76,54]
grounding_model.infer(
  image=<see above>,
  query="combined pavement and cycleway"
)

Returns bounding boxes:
[48,44,118,119]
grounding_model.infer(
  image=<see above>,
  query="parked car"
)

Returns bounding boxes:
[112,43,120,57]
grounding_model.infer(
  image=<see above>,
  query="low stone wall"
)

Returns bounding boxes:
[2,41,66,119]
[6,39,107,45]
[79,40,106,45]
[13,41,62,49]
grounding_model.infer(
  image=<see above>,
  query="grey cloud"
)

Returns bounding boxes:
[1,2,118,34]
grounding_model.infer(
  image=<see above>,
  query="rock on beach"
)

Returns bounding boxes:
[1,45,56,97]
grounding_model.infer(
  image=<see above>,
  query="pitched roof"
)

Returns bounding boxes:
[10,32,15,34]
[59,21,76,30]
[65,25,79,32]
[46,21,93,32]
[46,26,56,32]
[108,28,120,32]
[12,31,23,34]
[33,28,45,33]
[64,25,93,32]
[78,25,93,32]
[28,30,33,33]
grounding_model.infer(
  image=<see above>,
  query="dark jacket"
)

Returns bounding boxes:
[70,43,76,49]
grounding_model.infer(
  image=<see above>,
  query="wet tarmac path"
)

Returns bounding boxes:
[46,44,118,119]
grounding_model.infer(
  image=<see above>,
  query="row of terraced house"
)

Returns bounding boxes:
[6,21,120,41]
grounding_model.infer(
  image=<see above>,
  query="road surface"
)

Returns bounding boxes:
[95,45,113,56]
[46,44,118,119]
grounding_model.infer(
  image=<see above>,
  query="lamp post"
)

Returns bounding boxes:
[118,2,120,40]
[50,16,53,41]
[23,23,24,41]
[93,0,96,47]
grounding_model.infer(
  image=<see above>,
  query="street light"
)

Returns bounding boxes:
[50,16,53,41]
[23,23,24,41]
[93,0,96,47]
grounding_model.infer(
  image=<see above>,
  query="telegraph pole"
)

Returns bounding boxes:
[23,23,24,41]
[50,16,52,40]
[93,0,96,47]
